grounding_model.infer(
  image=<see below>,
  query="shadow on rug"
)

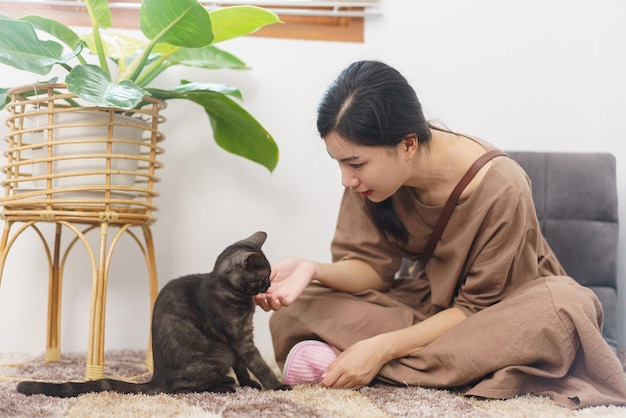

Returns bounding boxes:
[1,350,625,418]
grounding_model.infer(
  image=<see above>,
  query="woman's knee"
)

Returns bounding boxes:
[544,276,604,328]
[269,306,295,334]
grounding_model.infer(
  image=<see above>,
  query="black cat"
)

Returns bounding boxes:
[17,231,290,397]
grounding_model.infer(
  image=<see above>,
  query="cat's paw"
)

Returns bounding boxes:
[276,384,292,391]
[241,381,262,390]
[221,377,236,385]
[208,384,236,393]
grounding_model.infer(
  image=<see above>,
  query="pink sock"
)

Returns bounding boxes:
[283,340,338,385]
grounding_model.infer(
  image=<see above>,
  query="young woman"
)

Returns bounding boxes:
[255,60,626,409]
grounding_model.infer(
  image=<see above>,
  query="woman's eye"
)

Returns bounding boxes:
[350,163,364,169]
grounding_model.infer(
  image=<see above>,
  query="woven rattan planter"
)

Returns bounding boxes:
[0,84,167,378]
[0,83,166,225]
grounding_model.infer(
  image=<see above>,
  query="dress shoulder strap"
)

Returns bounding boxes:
[420,150,509,266]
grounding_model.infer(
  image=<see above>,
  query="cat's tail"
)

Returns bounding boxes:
[17,378,159,398]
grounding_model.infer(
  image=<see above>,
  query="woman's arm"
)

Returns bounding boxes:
[378,306,467,358]
[321,306,467,389]
[256,257,390,311]
[316,259,391,292]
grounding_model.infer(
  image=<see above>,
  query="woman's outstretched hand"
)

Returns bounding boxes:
[255,257,317,311]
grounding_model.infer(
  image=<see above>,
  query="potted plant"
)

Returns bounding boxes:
[0,1,282,379]
[0,0,281,173]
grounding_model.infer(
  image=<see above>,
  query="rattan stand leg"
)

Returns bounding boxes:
[84,222,160,379]
[46,223,63,362]
[0,220,62,361]
[0,219,159,380]
[142,225,159,372]
[84,222,110,380]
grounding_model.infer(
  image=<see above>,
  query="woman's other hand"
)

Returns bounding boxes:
[320,336,390,390]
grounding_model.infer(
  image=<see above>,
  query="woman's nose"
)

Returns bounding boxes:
[341,169,359,188]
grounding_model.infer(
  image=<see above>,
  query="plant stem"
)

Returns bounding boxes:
[134,48,178,87]
[118,37,160,82]
[83,12,110,76]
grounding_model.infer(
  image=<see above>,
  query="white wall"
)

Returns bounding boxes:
[1,0,625,367]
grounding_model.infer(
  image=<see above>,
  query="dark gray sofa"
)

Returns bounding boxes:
[507,152,619,350]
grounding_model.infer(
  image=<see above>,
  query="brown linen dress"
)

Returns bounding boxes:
[269,150,626,409]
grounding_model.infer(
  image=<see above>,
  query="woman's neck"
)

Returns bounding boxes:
[407,129,488,206]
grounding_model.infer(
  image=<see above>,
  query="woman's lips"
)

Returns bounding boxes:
[359,190,373,197]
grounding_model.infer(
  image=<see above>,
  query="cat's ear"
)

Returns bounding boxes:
[242,231,267,248]
[243,252,267,271]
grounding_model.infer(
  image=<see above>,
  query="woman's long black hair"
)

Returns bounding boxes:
[317,60,432,243]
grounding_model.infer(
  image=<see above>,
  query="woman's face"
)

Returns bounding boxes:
[325,132,413,202]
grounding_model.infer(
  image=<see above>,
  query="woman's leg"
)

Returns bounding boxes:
[269,280,430,369]
[378,276,626,408]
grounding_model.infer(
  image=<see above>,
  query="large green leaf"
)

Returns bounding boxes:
[192,92,278,172]
[66,64,149,109]
[209,6,282,44]
[85,0,112,28]
[81,32,148,60]
[20,15,82,50]
[152,81,243,100]
[148,87,278,172]
[0,19,66,75]
[136,44,247,87]
[168,45,248,70]
[140,0,214,48]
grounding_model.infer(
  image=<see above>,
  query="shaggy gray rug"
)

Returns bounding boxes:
[1,350,625,417]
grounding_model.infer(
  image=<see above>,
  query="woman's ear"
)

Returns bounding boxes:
[399,134,418,159]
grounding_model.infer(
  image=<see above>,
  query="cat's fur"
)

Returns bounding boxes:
[17,231,290,397]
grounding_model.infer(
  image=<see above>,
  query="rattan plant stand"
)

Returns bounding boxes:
[0,84,165,379]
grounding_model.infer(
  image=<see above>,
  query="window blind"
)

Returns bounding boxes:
[0,0,382,18]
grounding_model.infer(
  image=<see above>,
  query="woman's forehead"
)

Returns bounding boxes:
[324,133,361,160]
[325,132,392,161]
